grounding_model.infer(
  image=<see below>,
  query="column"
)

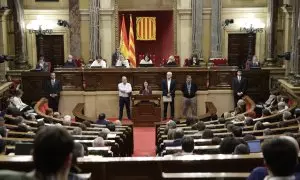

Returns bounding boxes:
[69,0,81,57]
[10,0,28,69]
[210,0,222,58]
[290,0,300,75]
[191,0,204,62]
[281,5,293,76]
[89,0,101,59]
[265,0,279,66]
[0,9,10,81]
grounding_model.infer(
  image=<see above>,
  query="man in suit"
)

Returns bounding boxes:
[232,70,247,107]
[44,73,62,112]
[112,48,121,67]
[181,75,198,117]
[162,72,176,120]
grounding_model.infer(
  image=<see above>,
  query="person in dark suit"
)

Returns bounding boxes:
[181,75,198,117]
[96,113,109,125]
[162,72,176,120]
[112,48,121,67]
[139,80,152,95]
[187,54,200,66]
[44,73,62,112]
[64,54,77,68]
[232,70,247,107]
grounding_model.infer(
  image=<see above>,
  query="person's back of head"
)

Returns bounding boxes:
[167,128,176,140]
[202,129,214,139]
[294,108,300,118]
[219,136,241,154]
[211,114,218,121]
[167,120,177,129]
[53,112,61,119]
[71,127,82,135]
[227,124,235,133]
[218,117,226,124]
[114,120,122,126]
[15,116,24,125]
[72,142,84,165]
[17,124,29,132]
[283,111,292,121]
[0,126,7,138]
[193,121,206,131]
[0,139,6,154]
[106,122,116,132]
[224,121,233,129]
[98,113,106,120]
[262,109,271,117]
[232,126,243,137]
[33,126,74,177]
[277,121,287,128]
[236,114,245,122]
[254,121,264,131]
[79,123,87,131]
[82,120,91,127]
[243,134,256,141]
[98,128,110,140]
[211,137,222,145]
[262,136,299,177]
[63,115,72,126]
[181,136,194,153]
[93,137,105,147]
[244,117,254,126]
[174,128,184,140]
[234,144,250,154]
[263,128,272,136]
[45,108,54,116]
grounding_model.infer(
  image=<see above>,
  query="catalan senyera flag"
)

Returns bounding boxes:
[128,15,136,67]
[136,17,156,41]
[120,15,129,59]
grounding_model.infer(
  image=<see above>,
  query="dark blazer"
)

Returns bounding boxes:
[139,86,152,95]
[232,76,247,95]
[44,79,62,96]
[164,138,182,147]
[181,82,198,98]
[64,60,77,68]
[112,52,120,66]
[187,59,200,66]
[162,79,176,97]
[96,119,109,125]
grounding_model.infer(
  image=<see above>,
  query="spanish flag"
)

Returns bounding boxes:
[120,15,129,59]
[128,14,136,67]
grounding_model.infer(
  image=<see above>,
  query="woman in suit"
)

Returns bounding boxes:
[139,81,152,95]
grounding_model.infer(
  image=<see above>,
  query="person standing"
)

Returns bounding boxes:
[232,70,247,107]
[181,75,198,117]
[139,80,152,95]
[112,48,121,67]
[44,73,62,112]
[162,72,176,120]
[118,76,132,120]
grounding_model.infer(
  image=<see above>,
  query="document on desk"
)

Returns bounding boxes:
[163,96,172,102]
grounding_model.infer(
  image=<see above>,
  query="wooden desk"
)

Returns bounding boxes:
[131,94,161,126]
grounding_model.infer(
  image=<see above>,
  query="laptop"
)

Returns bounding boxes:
[139,64,154,67]
[15,143,34,155]
[247,140,262,153]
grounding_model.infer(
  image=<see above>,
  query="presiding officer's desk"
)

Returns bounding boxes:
[21,67,270,104]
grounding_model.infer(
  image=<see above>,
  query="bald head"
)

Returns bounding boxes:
[167,72,172,79]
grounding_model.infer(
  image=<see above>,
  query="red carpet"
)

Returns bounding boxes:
[133,127,156,156]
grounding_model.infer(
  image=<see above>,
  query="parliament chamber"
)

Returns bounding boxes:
[1,0,300,180]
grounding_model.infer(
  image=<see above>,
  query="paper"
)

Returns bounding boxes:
[163,96,172,102]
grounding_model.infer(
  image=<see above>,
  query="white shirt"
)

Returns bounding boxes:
[167,79,171,92]
[264,175,295,180]
[116,59,130,68]
[91,60,107,68]
[11,96,27,110]
[118,82,132,97]
[237,76,241,81]
[140,59,153,64]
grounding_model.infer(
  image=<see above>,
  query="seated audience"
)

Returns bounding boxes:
[16,123,30,132]
[90,56,107,68]
[234,144,250,154]
[167,129,176,140]
[278,121,288,128]
[114,120,122,126]
[140,54,153,65]
[164,120,177,135]
[232,126,243,137]
[202,129,214,139]
[115,55,130,68]
[53,112,61,119]
[45,108,54,117]
[248,136,300,180]
[63,115,72,126]
[96,113,109,125]
[93,137,105,147]
[191,121,206,132]
[0,126,75,180]
[219,136,241,154]
[234,114,245,123]
[106,122,116,132]
[278,101,288,113]
[223,112,232,119]
[294,108,300,118]
[10,90,30,112]
[64,54,77,68]
[82,120,91,127]
[211,114,218,121]
[35,56,49,72]
[211,137,222,145]
[176,136,194,156]
[262,129,272,137]
[0,117,7,138]
[79,123,87,131]
[36,120,45,132]
[243,134,256,141]
[227,124,235,133]
[254,121,264,131]
[237,99,246,113]
[244,117,254,126]
[70,142,84,175]
[283,111,293,121]
[28,114,37,121]
[98,128,110,140]
[71,127,82,135]
[165,128,184,147]
[224,121,234,129]
[261,108,272,117]
[218,117,226,124]
[38,98,49,114]
[0,139,5,155]
[231,107,242,116]
[166,55,177,66]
